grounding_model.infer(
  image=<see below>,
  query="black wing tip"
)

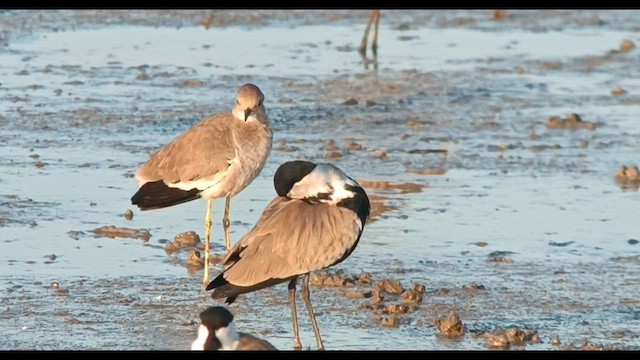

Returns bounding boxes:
[131,180,201,210]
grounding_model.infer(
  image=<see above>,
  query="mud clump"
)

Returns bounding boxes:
[310,271,355,287]
[620,39,635,52]
[482,328,541,349]
[484,332,510,349]
[377,315,401,328]
[186,250,204,274]
[384,303,414,314]
[336,289,373,299]
[375,279,405,295]
[91,225,150,241]
[434,311,466,339]
[611,86,627,96]
[123,209,133,221]
[545,113,596,131]
[401,289,423,304]
[164,231,201,255]
[462,282,486,291]
[614,165,640,191]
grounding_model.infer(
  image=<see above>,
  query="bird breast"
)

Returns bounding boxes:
[227,121,273,196]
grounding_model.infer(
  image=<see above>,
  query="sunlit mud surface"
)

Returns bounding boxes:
[1,10,639,350]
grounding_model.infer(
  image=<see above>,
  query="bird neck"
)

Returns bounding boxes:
[215,322,240,350]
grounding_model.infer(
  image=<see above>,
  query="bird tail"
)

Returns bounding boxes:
[131,180,201,210]
[207,272,294,305]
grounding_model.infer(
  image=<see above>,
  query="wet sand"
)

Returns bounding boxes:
[1,9,639,350]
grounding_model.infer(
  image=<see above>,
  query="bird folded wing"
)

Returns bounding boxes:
[222,200,361,287]
[136,114,237,185]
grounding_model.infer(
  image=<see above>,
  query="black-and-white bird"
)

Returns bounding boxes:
[205,160,371,350]
[130,83,273,286]
[191,306,278,351]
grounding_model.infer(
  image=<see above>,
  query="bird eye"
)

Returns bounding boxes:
[237,100,240,105]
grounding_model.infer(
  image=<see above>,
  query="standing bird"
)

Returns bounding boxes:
[206,160,371,350]
[191,306,278,351]
[131,83,273,286]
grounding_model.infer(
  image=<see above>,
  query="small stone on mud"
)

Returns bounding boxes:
[462,282,486,291]
[186,250,204,268]
[611,86,627,96]
[615,165,640,184]
[370,290,385,304]
[124,209,133,221]
[475,241,488,247]
[337,289,371,299]
[44,254,57,261]
[375,279,405,295]
[434,311,465,339]
[136,72,150,81]
[34,161,45,168]
[310,271,354,287]
[372,149,388,160]
[326,150,343,159]
[55,288,69,296]
[411,283,425,294]
[378,315,401,328]
[488,256,513,264]
[50,282,60,289]
[484,333,509,349]
[545,113,596,130]
[492,10,507,20]
[620,39,635,52]
[91,225,151,241]
[400,289,423,304]
[348,140,363,151]
[505,328,527,345]
[67,318,81,325]
[628,239,639,245]
[357,272,372,284]
[342,98,358,106]
[179,79,205,87]
[384,303,412,314]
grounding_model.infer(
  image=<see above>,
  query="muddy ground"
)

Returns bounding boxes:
[1,10,639,350]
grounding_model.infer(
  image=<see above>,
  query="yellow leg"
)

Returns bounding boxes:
[203,199,213,287]
[223,195,232,252]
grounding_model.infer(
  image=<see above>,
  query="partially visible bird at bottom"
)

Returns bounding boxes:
[205,160,371,351]
[191,306,278,351]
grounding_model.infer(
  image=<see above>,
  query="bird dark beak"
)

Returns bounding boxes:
[244,109,252,121]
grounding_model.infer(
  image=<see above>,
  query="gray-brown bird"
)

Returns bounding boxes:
[191,306,278,351]
[131,83,273,286]
[206,160,371,350]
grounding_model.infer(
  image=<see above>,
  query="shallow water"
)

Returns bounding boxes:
[1,10,639,351]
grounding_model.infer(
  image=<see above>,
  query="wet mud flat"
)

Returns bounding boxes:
[1,10,640,350]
